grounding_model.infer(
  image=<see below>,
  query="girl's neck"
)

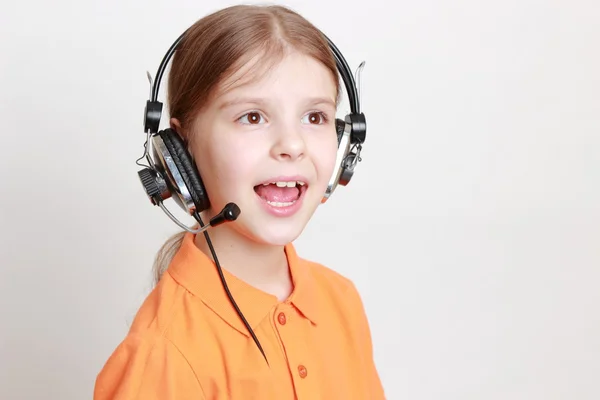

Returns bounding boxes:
[192,223,293,302]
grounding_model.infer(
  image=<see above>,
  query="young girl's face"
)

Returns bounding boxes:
[187,50,338,246]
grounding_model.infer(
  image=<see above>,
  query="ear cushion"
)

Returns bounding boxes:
[159,128,210,212]
[335,118,345,147]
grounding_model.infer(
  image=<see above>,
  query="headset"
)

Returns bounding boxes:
[135,24,367,366]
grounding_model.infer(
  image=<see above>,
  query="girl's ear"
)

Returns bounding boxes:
[170,117,182,132]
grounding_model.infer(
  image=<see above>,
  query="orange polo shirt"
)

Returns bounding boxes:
[94,232,385,399]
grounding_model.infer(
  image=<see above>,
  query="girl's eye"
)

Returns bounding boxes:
[238,112,265,125]
[302,112,328,125]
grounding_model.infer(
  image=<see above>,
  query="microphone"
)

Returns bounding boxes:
[195,202,241,234]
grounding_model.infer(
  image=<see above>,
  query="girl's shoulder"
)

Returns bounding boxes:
[94,275,206,399]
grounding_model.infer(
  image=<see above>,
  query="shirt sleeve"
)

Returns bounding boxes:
[347,281,386,399]
[93,332,205,400]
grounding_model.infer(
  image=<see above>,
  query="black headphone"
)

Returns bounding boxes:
[137,28,367,221]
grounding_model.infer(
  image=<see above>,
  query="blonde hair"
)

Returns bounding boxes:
[152,231,186,285]
[151,5,340,284]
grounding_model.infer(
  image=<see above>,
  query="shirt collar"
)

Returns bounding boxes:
[167,233,320,336]
[284,242,320,325]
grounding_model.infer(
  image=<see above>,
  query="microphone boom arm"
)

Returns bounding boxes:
[158,202,241,234]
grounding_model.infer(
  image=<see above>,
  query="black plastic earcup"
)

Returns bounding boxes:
[335,118,345,146]
[159,128,211,212]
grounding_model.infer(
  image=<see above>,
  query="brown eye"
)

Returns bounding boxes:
[239,112,264,125]
[247,112,261,124]
[303,112,326,125]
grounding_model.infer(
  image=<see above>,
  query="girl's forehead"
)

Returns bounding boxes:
[214,50,336,102]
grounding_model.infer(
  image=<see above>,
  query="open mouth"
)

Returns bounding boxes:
[253,180,308,208]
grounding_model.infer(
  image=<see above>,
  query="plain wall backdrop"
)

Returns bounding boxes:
[1,0,599,399]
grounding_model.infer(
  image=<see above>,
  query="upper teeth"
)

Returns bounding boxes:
[263,181,305,187]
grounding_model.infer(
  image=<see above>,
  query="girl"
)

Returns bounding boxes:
[94,4,384,399]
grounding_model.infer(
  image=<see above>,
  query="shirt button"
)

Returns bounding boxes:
[277,312,286,325]
[298,365,307,378]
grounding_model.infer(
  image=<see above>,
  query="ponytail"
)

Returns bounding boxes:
[152,231,186,285]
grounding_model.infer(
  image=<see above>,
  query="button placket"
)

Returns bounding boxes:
[274,305,315,398]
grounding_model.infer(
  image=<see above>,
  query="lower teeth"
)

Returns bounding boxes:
[266,200,295,207]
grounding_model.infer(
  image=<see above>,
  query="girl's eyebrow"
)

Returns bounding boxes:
[305,96,336,108]
[218,97,267,110]
[218,96,335,110]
